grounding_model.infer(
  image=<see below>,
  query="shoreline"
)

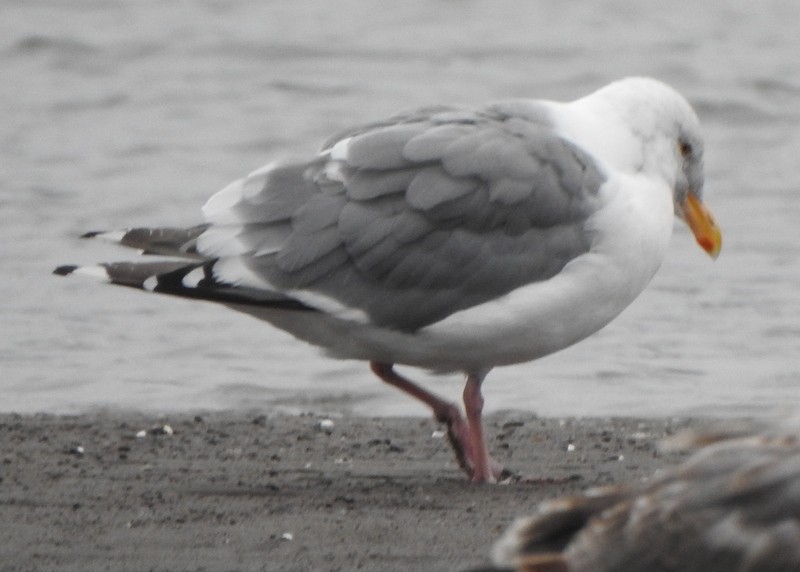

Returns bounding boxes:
[1,411,712,571]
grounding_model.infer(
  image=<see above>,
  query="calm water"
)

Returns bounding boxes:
[2,0,799,418]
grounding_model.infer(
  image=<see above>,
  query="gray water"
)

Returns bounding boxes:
[2,0,799,418]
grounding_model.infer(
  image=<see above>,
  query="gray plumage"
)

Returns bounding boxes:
[81,225,208,258]
[202,102,605,331]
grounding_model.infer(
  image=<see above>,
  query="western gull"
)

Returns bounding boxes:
[54,77,722,483]
[478,426,800,571]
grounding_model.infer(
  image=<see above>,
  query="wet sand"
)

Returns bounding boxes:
[0,412,707,571]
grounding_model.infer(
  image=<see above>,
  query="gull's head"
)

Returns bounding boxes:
[584,77,722,259]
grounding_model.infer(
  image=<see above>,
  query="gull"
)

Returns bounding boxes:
[55,77,722,483]
[482,426,800,571]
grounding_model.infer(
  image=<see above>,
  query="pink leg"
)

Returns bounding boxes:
[463,373,496,483]
[369,362,505,482]
[370,362,474,475]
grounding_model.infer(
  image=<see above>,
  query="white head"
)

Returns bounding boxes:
[577,77,721,258]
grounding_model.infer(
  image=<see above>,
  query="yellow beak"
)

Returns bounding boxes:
[681,193,722,259]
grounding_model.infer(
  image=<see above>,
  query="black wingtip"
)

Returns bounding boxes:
[80,231,103,239]
[53,265,79,276]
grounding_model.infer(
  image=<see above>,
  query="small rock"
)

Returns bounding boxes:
[566,443,576,452]
[69,446,85,457]
[280,532,293,541]
[149,424,173,436]
[318,419,335,433]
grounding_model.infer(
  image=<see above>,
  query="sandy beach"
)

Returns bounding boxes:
[0,411,709,571]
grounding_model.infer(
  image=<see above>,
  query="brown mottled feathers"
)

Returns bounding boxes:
[482,427,800,572]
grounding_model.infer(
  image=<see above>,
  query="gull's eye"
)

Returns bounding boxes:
[678,140,693,158]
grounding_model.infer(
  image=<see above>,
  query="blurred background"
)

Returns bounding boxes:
[2,0,799,418]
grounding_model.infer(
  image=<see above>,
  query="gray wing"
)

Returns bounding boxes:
[200,101,606,331]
